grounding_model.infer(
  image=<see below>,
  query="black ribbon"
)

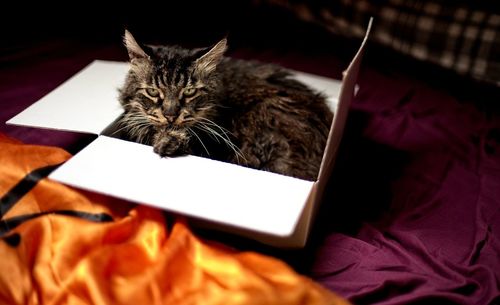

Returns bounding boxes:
[0,210,113,238]
[0,163,62,218]
[0,162,114,242]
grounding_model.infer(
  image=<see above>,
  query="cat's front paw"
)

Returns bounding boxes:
[153,134,189,157]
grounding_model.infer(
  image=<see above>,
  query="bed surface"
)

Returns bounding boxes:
[2,4,499,304]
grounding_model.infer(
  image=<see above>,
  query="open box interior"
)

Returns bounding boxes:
[7,21,371,247]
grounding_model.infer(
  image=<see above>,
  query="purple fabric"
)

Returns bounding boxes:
[1,39,499,305]
[310,69,500,304]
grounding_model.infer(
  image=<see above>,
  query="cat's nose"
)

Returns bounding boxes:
[162,103,180,120]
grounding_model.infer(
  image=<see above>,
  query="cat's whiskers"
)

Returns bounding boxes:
[116,112,153,143]
[113,117,143,135]
[129,123,150,143]
[194,124,221,143]
[199,117,234,136]
[186,127,210,156]
[196,119,245,162]
[194,122,246,163]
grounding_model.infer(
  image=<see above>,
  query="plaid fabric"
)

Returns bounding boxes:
[259,0,500,85]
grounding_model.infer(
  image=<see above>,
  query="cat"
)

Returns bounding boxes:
[116,30,333,181]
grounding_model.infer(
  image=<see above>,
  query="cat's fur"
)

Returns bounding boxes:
[117,31,333,180]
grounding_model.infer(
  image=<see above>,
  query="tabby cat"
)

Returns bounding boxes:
[117,30,333,181]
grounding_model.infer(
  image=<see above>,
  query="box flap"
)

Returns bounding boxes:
[7,60,128,134]
[254,18,372,247]
[50,136,314,237]
[308,18,373,224]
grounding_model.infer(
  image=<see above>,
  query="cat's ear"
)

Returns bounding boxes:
[194,38,227,75]
[124,30,149,61]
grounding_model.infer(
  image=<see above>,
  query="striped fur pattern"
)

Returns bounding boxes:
[117,31,333,180]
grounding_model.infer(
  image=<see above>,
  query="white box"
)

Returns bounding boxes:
[7,22,371,247]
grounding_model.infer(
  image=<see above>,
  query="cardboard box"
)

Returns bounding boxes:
[8,22,371,247]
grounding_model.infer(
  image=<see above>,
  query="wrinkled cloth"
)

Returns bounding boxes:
[0,135,348,305]
[311,68,500,305]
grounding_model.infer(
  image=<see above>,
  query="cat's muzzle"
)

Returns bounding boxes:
[153,129,190,157]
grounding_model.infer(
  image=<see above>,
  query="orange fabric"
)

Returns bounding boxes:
[0,135,349,305]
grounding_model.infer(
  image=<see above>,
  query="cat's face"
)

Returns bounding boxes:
[123,61,213,129]
[118,31,227,156]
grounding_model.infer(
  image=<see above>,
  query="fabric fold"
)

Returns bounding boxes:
[0,134,348,305]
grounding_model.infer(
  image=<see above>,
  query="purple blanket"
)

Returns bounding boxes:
[310,67,500,304]
[2,38,499,305]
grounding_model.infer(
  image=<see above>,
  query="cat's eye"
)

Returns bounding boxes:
[146,88,160,97]
[183,87,197,97]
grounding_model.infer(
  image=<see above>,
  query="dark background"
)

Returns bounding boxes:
[2,1,498,108]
